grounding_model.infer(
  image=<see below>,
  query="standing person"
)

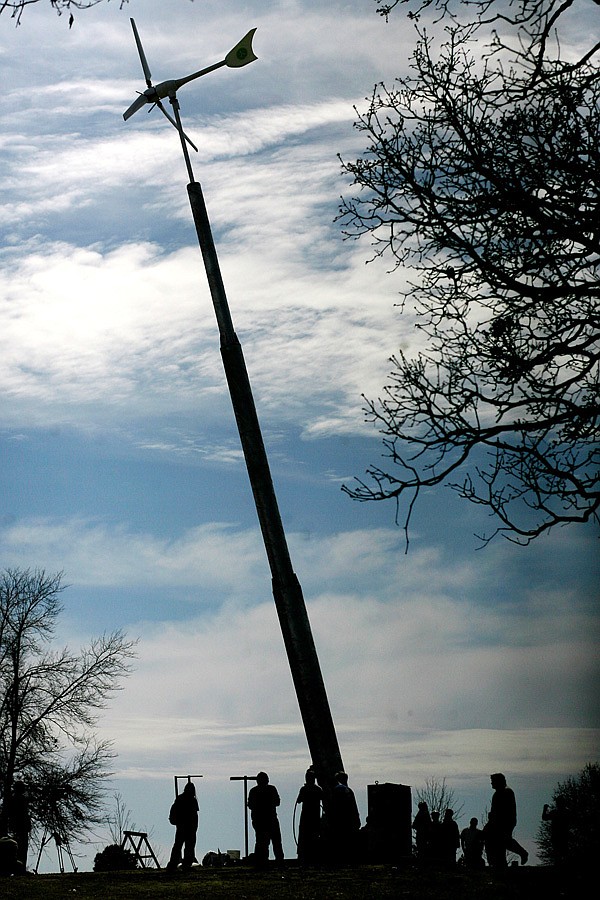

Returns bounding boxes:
[166,781,199,870]
[441,808,460,868]
[483,773,528,868]
[247,772,284,866]
[461,817,485,869]
[0,836,20,876]
[8,781,30,872]
[542,797,570,865]
[427,810,443,865]
[296,767,323,865]
[329,771,361,864]
[412,801,431,863]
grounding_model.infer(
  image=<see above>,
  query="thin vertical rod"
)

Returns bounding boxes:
[170,95,196,183]
[230,774,257,858]
[244,777,249,858]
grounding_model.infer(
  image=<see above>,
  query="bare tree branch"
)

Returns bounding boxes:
[340,3,599,546]
[416,776,465,819]
[0,1,129,26]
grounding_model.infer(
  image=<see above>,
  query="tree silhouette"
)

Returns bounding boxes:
[415,776,464,820]
[341,0,599,546]
[537,762,600,867]
[0,568,135,848]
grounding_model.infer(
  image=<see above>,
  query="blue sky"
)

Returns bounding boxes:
[1,0,598,871]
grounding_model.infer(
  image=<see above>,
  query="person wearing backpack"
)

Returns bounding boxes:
[166,781,199,870]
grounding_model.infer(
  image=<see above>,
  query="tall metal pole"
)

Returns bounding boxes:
[230,775,256,858]
[170,95,343,789]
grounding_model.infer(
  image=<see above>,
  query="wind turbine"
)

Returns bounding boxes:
[123,18,257,152]
[122,17,345,800]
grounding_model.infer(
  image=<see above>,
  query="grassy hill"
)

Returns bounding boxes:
[0,863,583,900]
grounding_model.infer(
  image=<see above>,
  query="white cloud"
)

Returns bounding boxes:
[0,189,403,438]
[97,584,598,780]
[3,514,592,749]
[0,517,269,592]
[0,100,359,218]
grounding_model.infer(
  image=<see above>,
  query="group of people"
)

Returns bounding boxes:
[412,803,461,867]
[167,769,534,871]
[166,768,360,870]
[412,773,529,870]
[0,768,569,874]
[245,769,361,867]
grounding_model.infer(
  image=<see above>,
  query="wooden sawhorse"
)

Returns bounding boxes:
[122,830,161,868]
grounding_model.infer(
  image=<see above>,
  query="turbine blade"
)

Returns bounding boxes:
[123,93,148,121]
[225,28,258,68]
[130,18,153,87]
[156,100,199,153]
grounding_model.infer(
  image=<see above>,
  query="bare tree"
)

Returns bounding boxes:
[0,568,136,845]
[106,791,135,845]
[340,0,599,546]
[416,776,464,820]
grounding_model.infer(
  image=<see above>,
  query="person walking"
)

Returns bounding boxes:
[483,773,528,868]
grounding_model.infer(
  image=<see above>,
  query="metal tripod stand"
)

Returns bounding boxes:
[34,829,78,873]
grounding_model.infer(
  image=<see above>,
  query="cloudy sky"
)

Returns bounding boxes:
[1,0,598,872]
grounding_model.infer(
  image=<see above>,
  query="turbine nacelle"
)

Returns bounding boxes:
[123,20,258,131]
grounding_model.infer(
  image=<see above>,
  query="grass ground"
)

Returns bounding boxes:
[0,863,582,900]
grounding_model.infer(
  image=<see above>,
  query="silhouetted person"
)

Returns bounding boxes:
[8,782,30,872]
[412,801,431,863]
[247,772,284,866]
[461,817,485,869]
[542,797,570,865]
[0,836,20,876]
[483,773,528,868]
[296,767,323,865]
[329,771,361,864]
[167,781,199,870]
[441,808,460,868]
[427,810,443,865]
